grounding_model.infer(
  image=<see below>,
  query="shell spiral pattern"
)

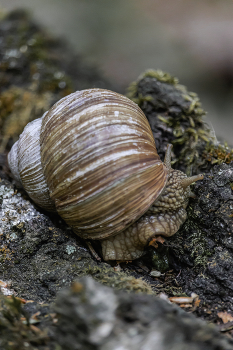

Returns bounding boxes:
[8,89,168,240]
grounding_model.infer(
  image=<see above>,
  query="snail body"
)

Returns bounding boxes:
[8,89,203,261]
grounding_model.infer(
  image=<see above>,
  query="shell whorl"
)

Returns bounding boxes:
[8,141,22,186]
[8,117,56,212]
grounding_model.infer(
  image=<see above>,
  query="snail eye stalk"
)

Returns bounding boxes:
[181,174,204,189]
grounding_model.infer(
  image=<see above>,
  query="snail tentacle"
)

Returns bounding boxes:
[164,144,173,170]
[181,174,204,189]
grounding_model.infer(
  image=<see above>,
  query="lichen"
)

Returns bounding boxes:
[65,245,77,255]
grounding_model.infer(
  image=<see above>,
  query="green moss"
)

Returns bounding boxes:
[126,69,217,175]
[202,142,233,165]
[0,294,49,349]
[137,69,179,85]
[83,264,154,294]
[129,69,233,174]
[129,92,153,107]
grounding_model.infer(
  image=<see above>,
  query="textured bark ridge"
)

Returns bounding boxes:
[169,162,233,306]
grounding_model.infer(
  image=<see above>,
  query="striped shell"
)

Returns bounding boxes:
[8,89,168,240]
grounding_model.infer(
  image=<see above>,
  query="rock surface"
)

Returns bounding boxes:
[53,277,233,350]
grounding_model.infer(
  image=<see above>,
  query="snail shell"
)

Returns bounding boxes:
[8,89,167,239]
[8,89,204,260]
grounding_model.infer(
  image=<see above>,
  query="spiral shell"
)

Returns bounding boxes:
[8,89,168,240]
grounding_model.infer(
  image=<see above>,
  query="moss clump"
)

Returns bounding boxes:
[127,69,215,175]
[83,264,154,294]
[202,142,233,165]
[127,69,179,101]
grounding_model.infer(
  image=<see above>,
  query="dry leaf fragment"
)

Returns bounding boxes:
[218,311,233,324]
[149,235,165,248]
[169,293,201,309]
[194,298,200,307]
[169,297,194,304]
[0,280,7,288]
[179,304,193,308]
[30,324,42,334]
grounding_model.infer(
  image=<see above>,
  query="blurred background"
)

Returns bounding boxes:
[1,0,233,143]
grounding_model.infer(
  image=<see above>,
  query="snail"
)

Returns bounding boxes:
[8,88,203,261]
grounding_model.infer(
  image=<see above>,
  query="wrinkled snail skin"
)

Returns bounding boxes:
[101,158,203,261]
[7,88,204,261]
